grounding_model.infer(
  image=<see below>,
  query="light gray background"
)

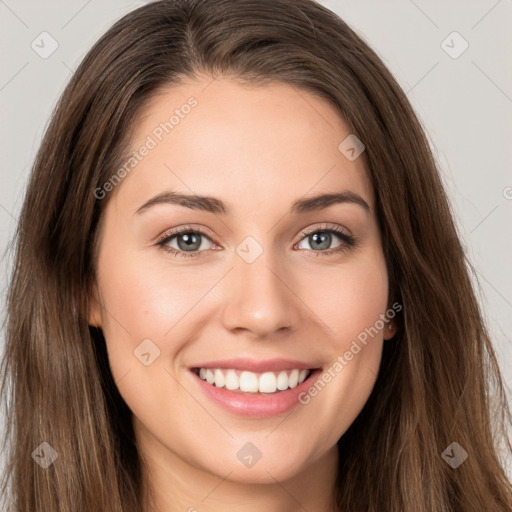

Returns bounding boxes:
[0,0,511,481]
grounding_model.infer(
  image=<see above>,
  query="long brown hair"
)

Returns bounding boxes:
[1,0,511,510]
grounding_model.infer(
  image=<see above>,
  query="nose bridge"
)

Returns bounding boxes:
[220,237,300,337]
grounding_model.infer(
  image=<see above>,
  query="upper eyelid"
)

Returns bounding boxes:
[299,223,351,238]
[157,224,215,245]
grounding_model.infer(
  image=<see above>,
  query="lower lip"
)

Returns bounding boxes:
[189,369,322,418]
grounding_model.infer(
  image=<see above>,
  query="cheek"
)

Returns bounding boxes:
[293,249,389,443]
[97,243,209,345]
[94,245,198,429]
[298,247,389,348]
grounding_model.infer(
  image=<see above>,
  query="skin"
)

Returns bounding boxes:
[89,74,397,512]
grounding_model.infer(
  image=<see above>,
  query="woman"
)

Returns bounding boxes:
[1,0,511,510]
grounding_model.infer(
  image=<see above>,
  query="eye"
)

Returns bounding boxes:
[295,224,357,256]
[156,225,216,259]
[156,223,358,259]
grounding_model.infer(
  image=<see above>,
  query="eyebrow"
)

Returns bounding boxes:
[135,189,370,215]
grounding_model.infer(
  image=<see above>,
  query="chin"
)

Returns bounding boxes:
[190,441,317,484]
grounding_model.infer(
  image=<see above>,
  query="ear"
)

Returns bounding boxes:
[383,319,397,340]
[88,281,103,328]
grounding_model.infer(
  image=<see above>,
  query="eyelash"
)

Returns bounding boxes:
[155,223,358,259]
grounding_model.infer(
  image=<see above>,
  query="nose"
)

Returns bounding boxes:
[220,248,302,339]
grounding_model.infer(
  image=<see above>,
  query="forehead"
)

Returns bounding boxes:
[110,75,374,216]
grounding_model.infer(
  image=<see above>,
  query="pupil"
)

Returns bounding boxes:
[311,232,330,250]
[178,233,200,251]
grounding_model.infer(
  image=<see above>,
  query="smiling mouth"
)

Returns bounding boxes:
[191,367,317,394]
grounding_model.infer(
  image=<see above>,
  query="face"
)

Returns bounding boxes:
[89,74,396,487]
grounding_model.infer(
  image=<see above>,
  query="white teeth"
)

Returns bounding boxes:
[214,369,225,388]
[196,368,312,393]
[288,369,299,388]
[239,371,259,392]
[258,372,277,393]
[276,371,289,390]
[225,369,239,390]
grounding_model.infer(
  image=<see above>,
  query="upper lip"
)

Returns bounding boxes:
[190,358,319,373]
